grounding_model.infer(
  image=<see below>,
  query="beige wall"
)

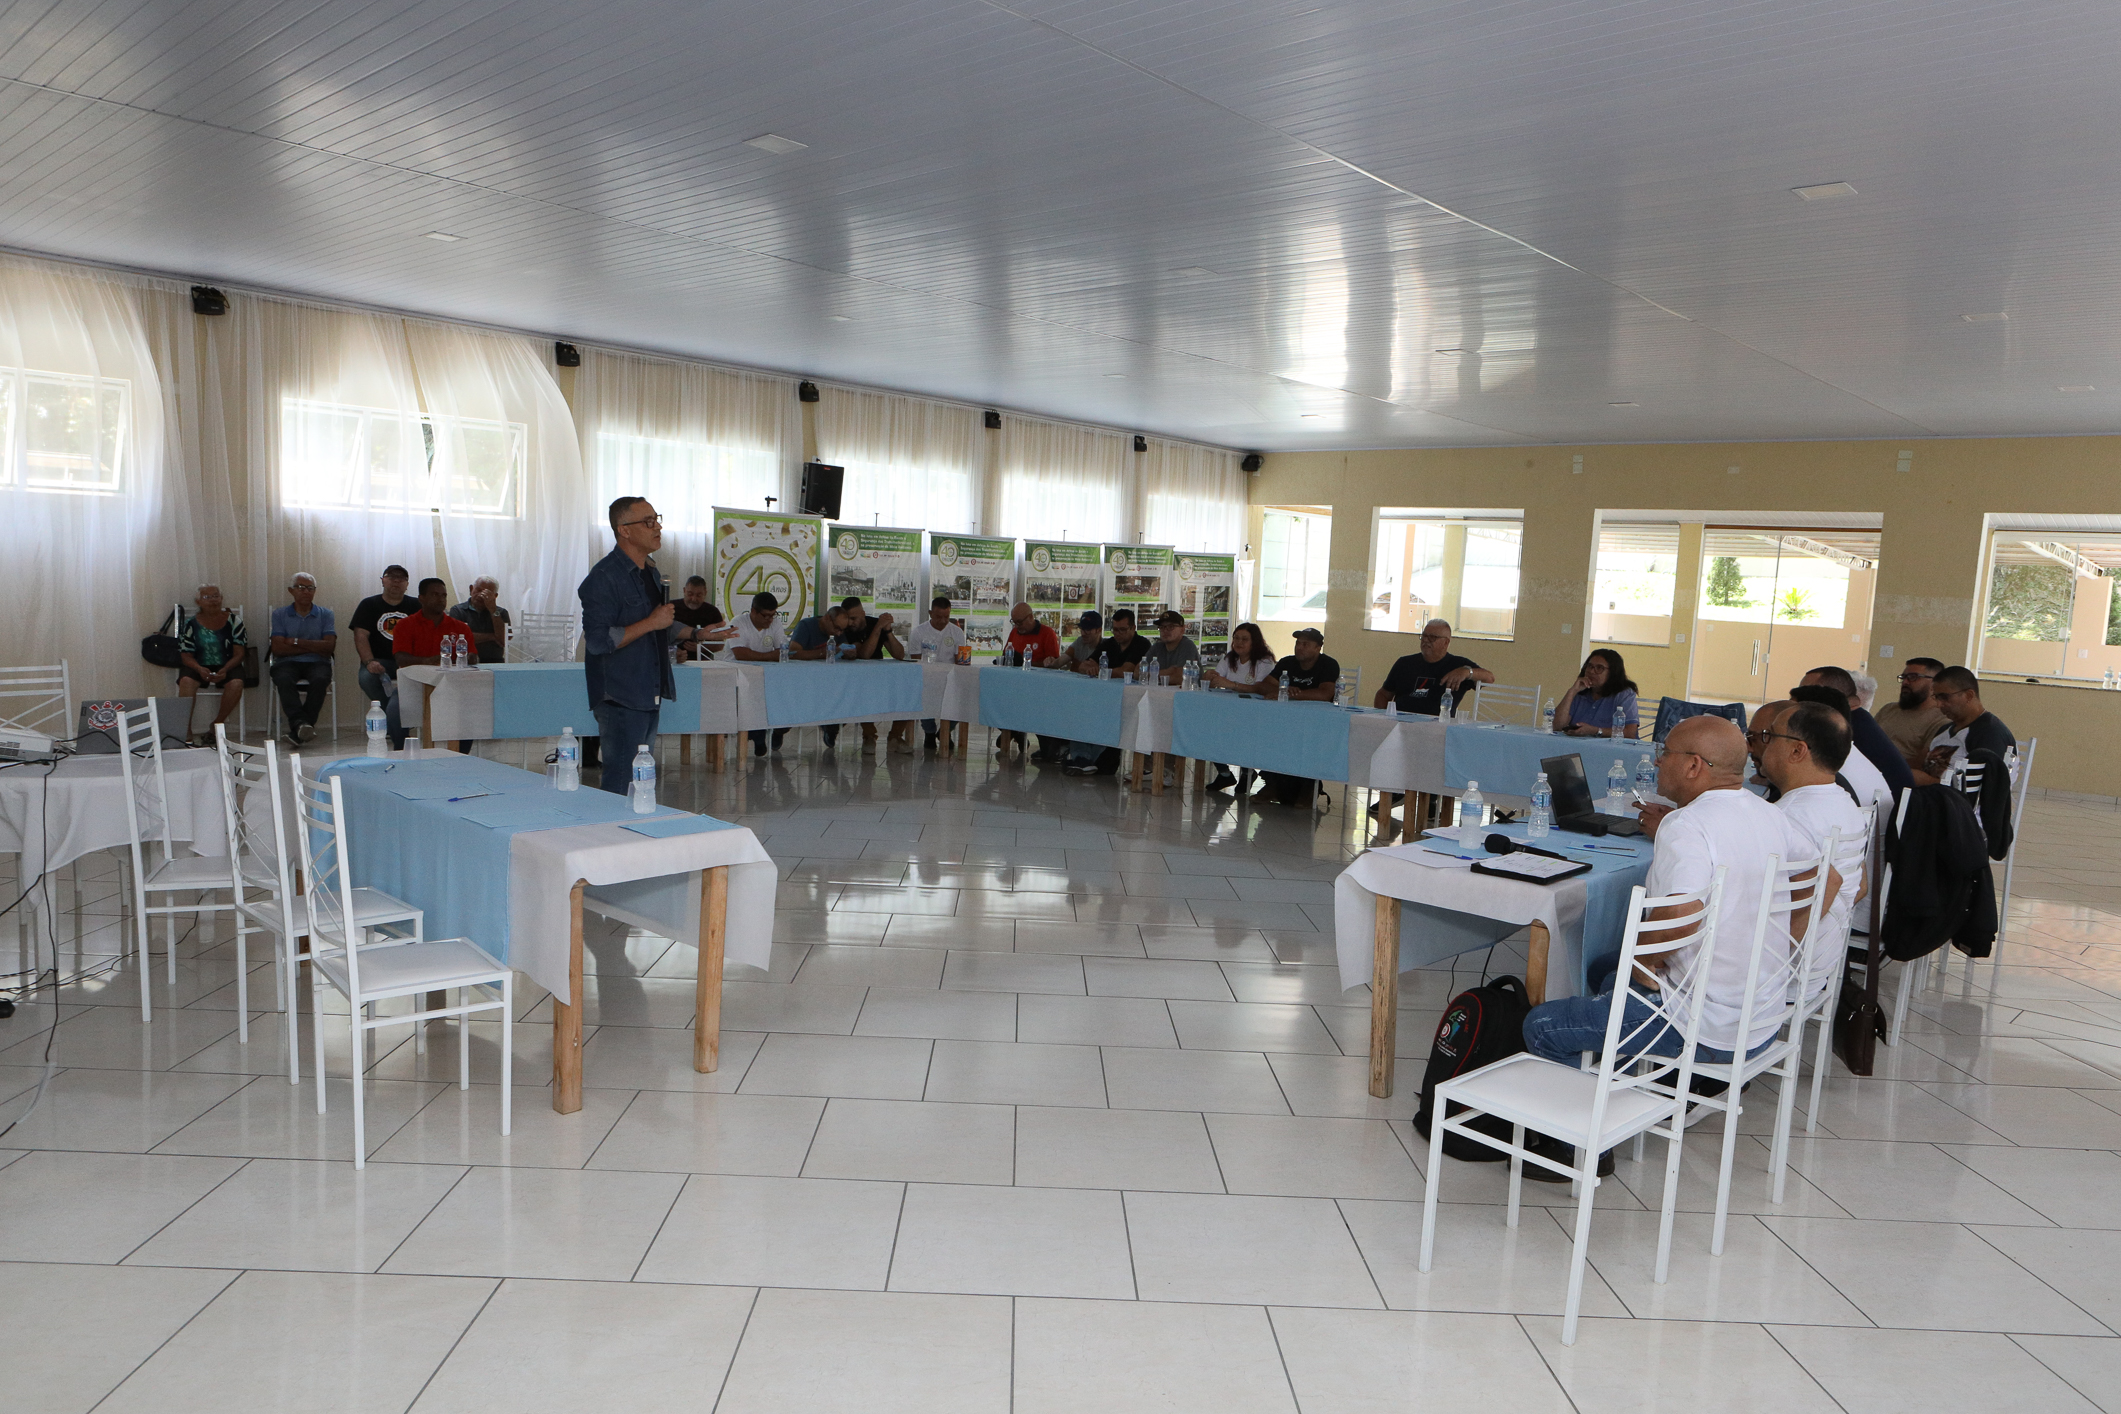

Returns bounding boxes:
[1248,438,2121,796]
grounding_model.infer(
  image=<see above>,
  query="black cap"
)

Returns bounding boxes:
[1293,626,1325,642]
[382,564,409,578]
[1156,610,1184,627]
[1079,610,1103,629]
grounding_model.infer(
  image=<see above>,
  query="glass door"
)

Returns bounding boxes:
[1687,529,1879,707]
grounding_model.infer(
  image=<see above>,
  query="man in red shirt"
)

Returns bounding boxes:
[388,578,475,748]
[1005,601,1059,666]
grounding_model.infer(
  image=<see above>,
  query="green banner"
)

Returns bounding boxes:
[1173,551,1238,654]
[712,508,821,629]
[825,525,924,616]
[1104,545,1175,620]
[1024,540,1104,638]
[930,534,1018,653]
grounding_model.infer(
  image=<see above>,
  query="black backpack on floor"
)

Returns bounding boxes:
[1412,975,1532,1162]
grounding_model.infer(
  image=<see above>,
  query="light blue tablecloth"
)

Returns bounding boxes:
[760,661,924,725]
[977,666,1123,746]
[1442,724,1651,798]
[319,754,688,963]
[486,662,704,738]
[1170,692,1352,779]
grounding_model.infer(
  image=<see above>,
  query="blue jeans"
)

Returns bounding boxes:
[1522,953,1768,1068]
[357,666,405,748]
[594,702,659,795]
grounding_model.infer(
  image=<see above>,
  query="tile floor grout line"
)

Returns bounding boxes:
[79,1264,248,1414]
[111,1153,260,1265]
[1747,1206,1883,1330]
[627,1169,694,1283]
[1759,1320,1860,1413]
[395,1273,507,1413]
[2004,1330,2117,1409]
[1960,1220,2121,1339]
[706,1285,764,1414]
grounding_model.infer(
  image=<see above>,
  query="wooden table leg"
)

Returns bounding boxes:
[1151,751,1166,797]
[552,879,587,1114]
[1526,920,1550,1006]
[680,734,692,766]
[693,865,728,1073]
[958,721,969,758]
[710,734,725,773]
[418,682,434,749]
[1370,894,1402,1098]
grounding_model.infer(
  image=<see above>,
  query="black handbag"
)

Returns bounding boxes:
[141,607,182,668]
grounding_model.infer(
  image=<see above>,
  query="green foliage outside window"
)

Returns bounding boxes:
[1705,556,1749,608]
[1985,563,2073,642]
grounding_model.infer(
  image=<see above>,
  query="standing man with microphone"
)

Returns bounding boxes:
[579,495,676,793]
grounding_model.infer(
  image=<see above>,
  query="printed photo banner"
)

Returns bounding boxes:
[825,527,924,624]
[1023,540,1104,639]
[712,508,821,630]
[1104,544,1175,629]
[1173,552,1237,656]
[929,533,1018,653]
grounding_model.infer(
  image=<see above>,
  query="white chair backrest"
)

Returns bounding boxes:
[1470,681,1542,727]
[507,611,578,663]
[117,702,177,864]
[0,660,70,738]
[1796,822,1870,1003]
[1729,851,1827,1053]
[2007,737,2036,829]
[214,725,292,896]
[287,755,365,994]
[1584,870,1727,1135]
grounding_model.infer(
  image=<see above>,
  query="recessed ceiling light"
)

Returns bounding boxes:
[1171,266,1218,277]
[1607,401,1638,407]
[1962,312,2008,323]
[1791,181,1857,201]
[422,230,463,242]
[2059,385,2097,393]
[744,133,807,155]
[1300,413,1322,418]
[1102,373,1129,379]
[825,314,852,322]
[1435,347,1466,356]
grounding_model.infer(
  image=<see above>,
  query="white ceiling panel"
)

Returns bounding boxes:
[0,0,2110,448]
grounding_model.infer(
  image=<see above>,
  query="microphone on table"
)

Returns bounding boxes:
[1485,833,1575,863]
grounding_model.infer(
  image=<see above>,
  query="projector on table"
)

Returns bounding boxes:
[0,726,57,763]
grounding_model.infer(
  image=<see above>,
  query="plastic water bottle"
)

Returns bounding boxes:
[1604,759,1629,812]
[629,744,657,814]
[1528,773,1551,839]
[553,726,581,791]
[1142,655,1159,685]
[1277,672,1290,701]
[1634,753,1657,801]
[1182,661,1199,691]
[1541,697,1556,732]
[1098,654,1111,681]
[1443,690,1458,722]
[1459,781,1484,849]
[1021,643,1033,670]
[364,700,388,753]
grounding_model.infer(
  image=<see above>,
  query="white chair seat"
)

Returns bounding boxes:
[143,854,236,891]
[315,937,508,1000]
[312,887,424,935]
[1439,1052,1674,1149]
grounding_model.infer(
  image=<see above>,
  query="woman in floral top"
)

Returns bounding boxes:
[176,584,248,744]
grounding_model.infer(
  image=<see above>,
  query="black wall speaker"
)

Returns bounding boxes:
[1241,453,1264,473]
[190,286,227,316]
[1133,435,1148,452]
[798,380,821,403]
[800,462,845,519]
[554,341,581,367]
[983,409,1002,430]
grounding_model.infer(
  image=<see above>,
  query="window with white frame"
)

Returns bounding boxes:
[281,397,523,517]
[1977,525,2121,683]
[590,430,779,534]
[1258,507,1332,620]
[0,366,129,493]
[1368,509,1522,639]
[1591,521,1680,645]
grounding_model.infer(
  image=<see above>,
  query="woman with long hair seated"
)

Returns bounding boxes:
[1553,647,1640,738]
[1201,622,1277,790]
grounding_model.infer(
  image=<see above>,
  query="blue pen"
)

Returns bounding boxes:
[446,793,492,803]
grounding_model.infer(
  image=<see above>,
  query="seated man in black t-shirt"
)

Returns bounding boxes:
[1271,627,1341,700]
[1062,610,1153,774]
[1375,618,1494,715]
[1915,665,2016,785]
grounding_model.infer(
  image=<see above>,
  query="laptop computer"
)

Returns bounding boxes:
[1540,752,1644,836]
[76,698,186,753]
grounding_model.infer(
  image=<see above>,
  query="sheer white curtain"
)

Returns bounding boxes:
[995,416,1128,545]
[0,258,193,699]
[815,385,982,532]
[574,348,796,588]
[1142,440,1245,553]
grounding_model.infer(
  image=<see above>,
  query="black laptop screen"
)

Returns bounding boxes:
[1540,754,1595,817]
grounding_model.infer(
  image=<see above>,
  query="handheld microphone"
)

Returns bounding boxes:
[1485,833,1574,863]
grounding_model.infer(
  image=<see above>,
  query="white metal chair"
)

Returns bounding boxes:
[1419,871,1724,1346]
[1469,680,1542,728]
[1796,814,1876,1136]
[213,727,314,1081]
[505,611,579,664]
[1989,737,2036,959]
[1646,849,1824,1252]
[170,602,249,741]
[119,704,238,1023]
[0,659,71,742]
[290,759,506,1167]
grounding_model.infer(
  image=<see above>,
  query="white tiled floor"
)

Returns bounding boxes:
[5,745,2121,1411]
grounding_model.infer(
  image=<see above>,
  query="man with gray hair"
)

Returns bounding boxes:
[450,576,511,665]
[1374,618,1494,715]
[268,571,336,744]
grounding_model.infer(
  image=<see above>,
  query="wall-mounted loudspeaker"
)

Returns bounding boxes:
[554,341,581,367]
[800,462,845,520]
[983,409,1002,430]
[1241,453,1264,473]
[1133,435,1148,452]
[798,380,821,403]
[190,286,227,316]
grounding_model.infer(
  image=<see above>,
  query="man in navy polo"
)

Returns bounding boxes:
[578,495,677,793]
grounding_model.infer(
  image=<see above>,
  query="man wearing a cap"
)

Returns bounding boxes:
[1274,628,1342,701]
[1145,609,1201,685]
[1029,610,1111,763]
[729,591,791,755]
